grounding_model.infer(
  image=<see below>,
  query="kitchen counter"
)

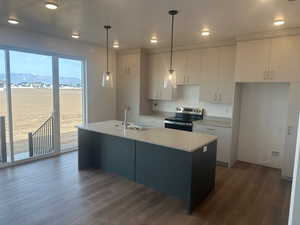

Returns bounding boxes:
[194,116,232,128]
[77,120,217,152]
[133,112,232,128]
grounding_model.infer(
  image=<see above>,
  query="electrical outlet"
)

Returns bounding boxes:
[272,151,280,157]
[203,146,208,152]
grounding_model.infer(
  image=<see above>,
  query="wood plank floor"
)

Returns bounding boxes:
[0,152,291,225]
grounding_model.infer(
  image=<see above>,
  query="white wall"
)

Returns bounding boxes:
[153,85,233,118]
[289,113,300,225]
[0,26,116,123]
[237,83,289,169]
[283,83,300,178]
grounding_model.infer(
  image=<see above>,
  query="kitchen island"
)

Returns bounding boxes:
[77,120,217,213]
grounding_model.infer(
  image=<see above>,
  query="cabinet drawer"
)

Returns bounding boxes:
[193,125,232,164]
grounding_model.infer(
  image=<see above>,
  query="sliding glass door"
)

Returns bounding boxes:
[0,48,85,163]
[0,49,10,163]
[9,51,53,160]
[59,58,83,151]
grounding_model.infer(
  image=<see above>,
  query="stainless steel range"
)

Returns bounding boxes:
[164,107,204,132]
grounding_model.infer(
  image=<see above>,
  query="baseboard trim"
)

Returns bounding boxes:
[0,148,77,169]
[217,161,229,168]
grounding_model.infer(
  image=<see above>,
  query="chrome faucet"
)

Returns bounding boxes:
[123,107,130,129]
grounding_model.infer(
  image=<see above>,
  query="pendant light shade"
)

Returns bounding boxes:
[164,69,176,89]
[164,10,178,89]
[102,25,113,88]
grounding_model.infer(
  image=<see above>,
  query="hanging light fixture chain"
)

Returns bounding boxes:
[104,25,111,73]
[106,26,109,73]
[168,10,178,72]
[170,13,174,71]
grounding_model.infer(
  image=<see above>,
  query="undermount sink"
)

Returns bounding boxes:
[114,122,147,131]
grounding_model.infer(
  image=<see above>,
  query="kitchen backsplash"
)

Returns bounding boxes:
[152,85,233,118]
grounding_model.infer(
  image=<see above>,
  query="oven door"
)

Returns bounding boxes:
[164,120,193,132]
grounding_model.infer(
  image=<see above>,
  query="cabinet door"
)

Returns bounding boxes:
[219,46,236,81]
[202,47,220,81]
[235,39,271,82]
[186,49,203,84]
[215,127,231,163]
[148,54,160,99]
[218,46,236,104]
[193,125,231,164]
[199,81,219,103]
[270,36,300,82]
[148,53,173,100]
[174,51,187,85]
[218,82,235,104]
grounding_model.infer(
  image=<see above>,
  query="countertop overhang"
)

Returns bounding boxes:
[77,120,217,152]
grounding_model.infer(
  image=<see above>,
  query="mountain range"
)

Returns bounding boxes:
[0,73,81,86]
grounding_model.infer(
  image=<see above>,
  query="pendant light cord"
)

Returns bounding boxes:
[106,26,109,73]
[170,14,174,71]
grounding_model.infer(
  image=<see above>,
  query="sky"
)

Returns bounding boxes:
[0,49,82,78]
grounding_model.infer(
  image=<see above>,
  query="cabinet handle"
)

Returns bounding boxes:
[214,93,218,101]
[288,126,293,135]
[206,128,216,131]
[263,71,268,80]
[269,71,274,80]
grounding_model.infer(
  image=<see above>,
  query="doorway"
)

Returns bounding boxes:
[238,83,289,169]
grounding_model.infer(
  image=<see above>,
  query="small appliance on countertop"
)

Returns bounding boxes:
[164,106,204,132]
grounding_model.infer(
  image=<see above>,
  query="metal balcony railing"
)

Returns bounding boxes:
[28,113,55,157]
[0,116,7,163]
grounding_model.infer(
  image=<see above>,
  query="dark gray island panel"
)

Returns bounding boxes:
[135,141,217,213]
[135,142,192,201]
[78,128,136,180]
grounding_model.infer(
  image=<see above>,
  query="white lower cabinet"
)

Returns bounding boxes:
[193,124,232,166]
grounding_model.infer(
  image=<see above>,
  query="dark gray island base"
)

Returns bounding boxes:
[78,128,217,214]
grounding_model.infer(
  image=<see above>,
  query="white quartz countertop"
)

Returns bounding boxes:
[77,120,217,152]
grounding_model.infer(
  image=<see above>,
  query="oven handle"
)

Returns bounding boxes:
[164,120,193,127]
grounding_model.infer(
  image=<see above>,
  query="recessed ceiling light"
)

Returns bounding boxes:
[72,33,80,39]
[113,41,119,48]
[273,19,285,26]
[8,18,20,25]
[150,36,158,44]
[201,29,210,37]
[45,1,59,10]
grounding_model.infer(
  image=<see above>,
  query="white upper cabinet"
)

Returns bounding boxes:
[270,36,300,82]
[148,53,174,100]
[173,51,187,85]
[235,39,271,82]
[199,46,236,104]
[186,49,203,84]
[235,35,300,82]
[148,45,235,103]
[218,46,236,104]
[201,47,220,81]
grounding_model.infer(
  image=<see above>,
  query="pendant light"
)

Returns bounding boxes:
[102,25,113,88]
[164,10,178,89]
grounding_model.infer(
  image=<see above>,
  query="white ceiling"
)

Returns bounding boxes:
[1,0,300,49]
